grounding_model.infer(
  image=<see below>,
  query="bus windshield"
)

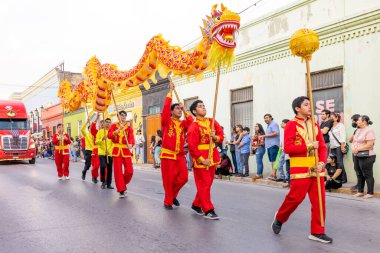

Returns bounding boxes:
[0,119,28,130]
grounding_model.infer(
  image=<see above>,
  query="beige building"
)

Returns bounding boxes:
[174,0,380,182]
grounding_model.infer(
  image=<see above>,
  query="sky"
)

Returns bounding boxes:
[0,0,298,99]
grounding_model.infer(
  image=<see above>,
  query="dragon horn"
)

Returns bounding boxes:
[211,4,217,11]
[221,3,226,11]
[202,19,207,28]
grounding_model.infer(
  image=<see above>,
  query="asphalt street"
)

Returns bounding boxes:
[0,158,379,253]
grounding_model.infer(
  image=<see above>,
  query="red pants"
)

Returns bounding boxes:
[91,154,100,179]
[192,166,216,213]
[113,156,133,192]
[54,151,70,177]
[161,157,188,206]
[276,177,326,234]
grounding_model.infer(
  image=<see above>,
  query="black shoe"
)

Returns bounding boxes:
[119,191,126,199]
[350,185,358,192]
[173,198,180,207]
[308,234,333,244]
[191,205,204,215]
[164,205,173,210]
[107,185,114,189]
[81,171,86,180]
[271,213,282,234]
[92,178,98,184]
[275,178,285,182]
[204,210,219,220]
[101,183,106,189]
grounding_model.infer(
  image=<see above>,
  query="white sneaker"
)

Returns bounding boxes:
[58,176,64,180]
[65,176,70,180]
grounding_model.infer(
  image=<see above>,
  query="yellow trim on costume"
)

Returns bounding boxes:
[167,92,172,98]
[55,145,69,150]
[290,157,316,168]
[290,172,326,179]
[198,143,215,150]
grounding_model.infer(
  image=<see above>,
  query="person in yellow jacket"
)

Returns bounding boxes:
[96,118,114,189]
[81,119,94,181]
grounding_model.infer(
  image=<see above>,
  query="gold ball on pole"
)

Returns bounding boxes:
[289,28,320,61]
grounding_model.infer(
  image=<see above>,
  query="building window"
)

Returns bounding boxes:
[148,105,160,115]
[310,67,344,124]
[184,97,199,113]
[231,86,253,129]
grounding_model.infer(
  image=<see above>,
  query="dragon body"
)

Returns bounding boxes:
[58,4,240,112]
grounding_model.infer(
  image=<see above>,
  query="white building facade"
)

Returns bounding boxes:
[174,0,380,182]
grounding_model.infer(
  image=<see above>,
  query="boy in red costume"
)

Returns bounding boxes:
[271,96,332,244]
[107,111,135,198]
[52,123,71,180]
[90,115,102,183]
[160,81,193,209]
[187,100,224,220]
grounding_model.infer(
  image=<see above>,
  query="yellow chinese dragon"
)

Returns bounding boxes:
[58,4,240,112]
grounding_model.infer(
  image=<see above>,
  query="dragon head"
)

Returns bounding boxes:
[202,4,240,48]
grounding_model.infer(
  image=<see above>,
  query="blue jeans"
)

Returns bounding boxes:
[154,146,161,164]
[235,149,242,174]
[278,151,286,180]
[186,152,192,171]
[255,146,265,176]
[70,149,77,162]
[286,159,290,183]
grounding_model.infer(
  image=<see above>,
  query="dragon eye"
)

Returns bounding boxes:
[216,16,220,21]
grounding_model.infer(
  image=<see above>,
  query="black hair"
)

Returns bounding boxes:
[255,123,265,135]
[328,154,337,163]
[360,115,373,125]
[57,123,62,128]
[282,119,290,124]
[150,135,156,143]
[264,113,273,119]
[119,110,127,116]
[105,118,111,122]
[351,114,360,122]
[292,96,310,114]
[137,129,142,133]
[189,100,203,116]
[322,109,331,116]
[331,112,341,122]
[243,127,250,132]
[157,129,162,137]
[220,153,227,160]
[171,103,180,111]
[235,124,243,131]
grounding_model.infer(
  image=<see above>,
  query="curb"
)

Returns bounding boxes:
[133,164,380,199]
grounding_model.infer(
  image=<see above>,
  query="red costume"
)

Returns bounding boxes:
[52,132,71,177]
[160,92,193,206]
[107,122,135,193]
[187,117,224,213]
[276,116,327,234]
[90,122,100,180]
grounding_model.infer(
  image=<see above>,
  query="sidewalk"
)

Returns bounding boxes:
[133,163,380,199]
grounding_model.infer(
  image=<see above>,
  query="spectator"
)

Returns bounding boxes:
[134,129,145,163]
[277,119,290,184]
[69,137,78,162]
[349,114,360,192]
[232,124,244,175]
[262,114,280,180]
[221,126,228,155]
[228,127,238,173]
[320,109,333,153]
[216,153,233,176]
[352,115,376,199]
[149,136,156,168]
[153,130,162,168]
[184,140,192,171]
[325,154,343,192]
[252,123,266,179]
[328,112,347,183]
[238,127,251,177]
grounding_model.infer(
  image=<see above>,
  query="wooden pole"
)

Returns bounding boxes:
[306,59,325,227]
[110,88,130,146]
[167,75,181,102]
[102,112,109,163]
[207,66,221,170]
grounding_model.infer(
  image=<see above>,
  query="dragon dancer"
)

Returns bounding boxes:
[52,123,71,180]
[187,100,224,220]
[160,81,193,209]
[271,96,332,244]
[107,111,135,198]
